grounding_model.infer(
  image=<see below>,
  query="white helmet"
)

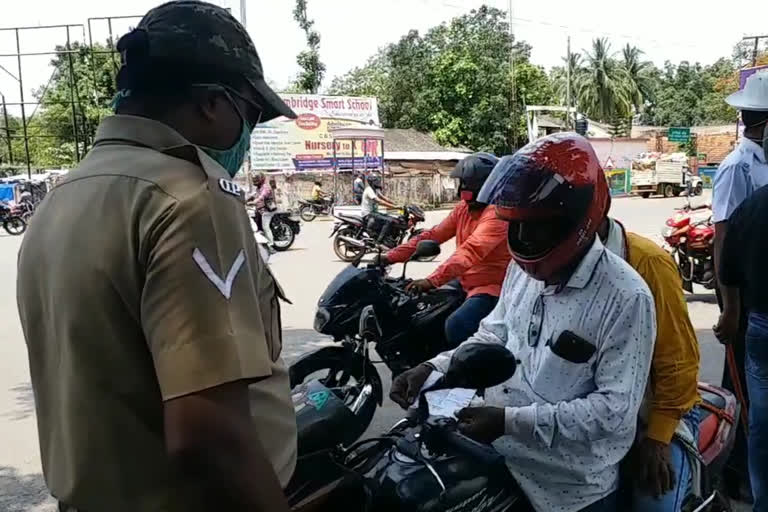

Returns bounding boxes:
[726,70,768,111]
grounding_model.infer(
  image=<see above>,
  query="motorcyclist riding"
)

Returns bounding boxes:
[379,152,511,346]
[391,134,656,512]
[361,173,399,247]
[247,171,276,244]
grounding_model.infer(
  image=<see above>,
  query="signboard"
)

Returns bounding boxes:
[250,94,381,171]
[667,127,691,143]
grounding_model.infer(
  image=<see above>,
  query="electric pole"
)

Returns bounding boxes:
[240,0,247,27]
[566,36,571,130]
[743,35,768,67]
[508,0,516,151]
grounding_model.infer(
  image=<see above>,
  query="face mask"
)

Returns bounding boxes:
[202,120,252,177]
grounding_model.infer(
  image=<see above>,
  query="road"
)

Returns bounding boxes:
[0,191,738,510]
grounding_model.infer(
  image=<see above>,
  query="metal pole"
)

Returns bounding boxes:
[15,29,31,178]
[566,35,571,130]
[752,37,759,67]
[1,93,13,164]
[107,18,119,76]
[508,0,516,152]
[65,26,81,162]
[240,0,247,26]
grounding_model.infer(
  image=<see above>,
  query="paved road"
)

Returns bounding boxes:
[0,191,740,510]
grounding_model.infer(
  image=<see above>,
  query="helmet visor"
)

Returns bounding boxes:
[477,154,593,222]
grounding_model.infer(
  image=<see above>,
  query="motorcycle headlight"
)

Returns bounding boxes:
[661,227,674,238]
[314,307,331,332]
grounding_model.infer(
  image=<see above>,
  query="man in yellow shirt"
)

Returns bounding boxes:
[310,180,328,202]
[599,213,701,510]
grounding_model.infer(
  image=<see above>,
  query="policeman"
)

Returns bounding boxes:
[16,2,296,511]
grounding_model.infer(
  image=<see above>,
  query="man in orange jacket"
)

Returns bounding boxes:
[379,153,511,346]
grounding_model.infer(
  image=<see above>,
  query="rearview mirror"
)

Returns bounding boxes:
[358,305,382,339]
[412,240,440,260]
[444,344,517,390]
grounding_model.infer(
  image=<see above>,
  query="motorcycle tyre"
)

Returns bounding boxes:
[4,216,26,236]
[289,346,382,447]
[299,205,317,222]
[408,230,438,262]
[271,218,295,252]
[333,227,366,262]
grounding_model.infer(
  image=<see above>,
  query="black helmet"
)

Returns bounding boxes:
[451,152,499,202]
[367,173,382,189]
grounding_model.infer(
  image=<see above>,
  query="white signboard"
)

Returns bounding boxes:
[251,94,381,171]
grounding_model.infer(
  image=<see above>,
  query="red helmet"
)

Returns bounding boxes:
[477,133,610,282]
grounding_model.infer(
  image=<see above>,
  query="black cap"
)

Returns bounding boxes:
[119,0,295,122]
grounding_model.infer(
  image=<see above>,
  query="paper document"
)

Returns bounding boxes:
[414,372,476,419]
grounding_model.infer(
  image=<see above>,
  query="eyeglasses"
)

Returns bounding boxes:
[192,83,264,130]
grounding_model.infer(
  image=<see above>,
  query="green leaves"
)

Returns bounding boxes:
[292,0,325,94]
[328,6,551,154]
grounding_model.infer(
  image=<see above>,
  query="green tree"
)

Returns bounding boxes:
[574,38,631,123]
[13,41,116,168]
[620,44,655,113]
[292,0,325,93]
[328,6,550,153]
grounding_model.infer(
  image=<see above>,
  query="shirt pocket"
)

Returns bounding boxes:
[527,348,592,403]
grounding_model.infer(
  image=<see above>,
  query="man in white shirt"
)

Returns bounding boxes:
[711,71,768,501]
[391,134,656,512]
[361,173,398,246]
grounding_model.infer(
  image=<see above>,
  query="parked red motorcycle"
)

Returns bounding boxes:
[661,201,715,293]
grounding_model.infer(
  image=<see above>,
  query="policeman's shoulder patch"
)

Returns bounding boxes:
[218,178,244,198]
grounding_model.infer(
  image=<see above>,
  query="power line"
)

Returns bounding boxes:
[417,0,701,50]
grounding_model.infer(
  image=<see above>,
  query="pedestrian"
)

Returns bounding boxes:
[391,134,656,512]
[717,122,768,512]
[712,70,768,501]
[16,2,297,511]
[379,153,512,347]
[353,171,364,204]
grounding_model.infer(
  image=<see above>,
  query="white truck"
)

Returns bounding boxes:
[630,153,703,198]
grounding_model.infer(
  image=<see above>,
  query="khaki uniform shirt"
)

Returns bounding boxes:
[16,115,297,511]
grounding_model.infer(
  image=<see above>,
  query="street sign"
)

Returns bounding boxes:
[668,127,691,143]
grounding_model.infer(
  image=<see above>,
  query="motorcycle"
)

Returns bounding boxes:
[269,211,302,251]
[289,240,465,440]
[0,202,26,235]
[249,206,302,252]
[298,194,335,222]
[330,204,438,263]
[661,189,715,292]
[290,336,738,511]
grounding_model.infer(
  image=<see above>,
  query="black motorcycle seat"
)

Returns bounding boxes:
[337,214,363,224]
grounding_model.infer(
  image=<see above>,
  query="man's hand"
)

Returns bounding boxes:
[371,254,390,267]
[390,364,433,409]
[406,279,435,294]
[456,407,505,444]
[626,438,676,498]
[714,309,739,344]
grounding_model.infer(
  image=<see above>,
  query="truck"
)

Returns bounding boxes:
[630,153,703,198]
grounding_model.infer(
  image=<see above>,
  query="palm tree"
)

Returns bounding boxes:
[620,44,654,113]
[552,52,583,105]
[575,38,632,123]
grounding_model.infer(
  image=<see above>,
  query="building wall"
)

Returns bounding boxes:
[265,159,459,209]
[645,132,736,165]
